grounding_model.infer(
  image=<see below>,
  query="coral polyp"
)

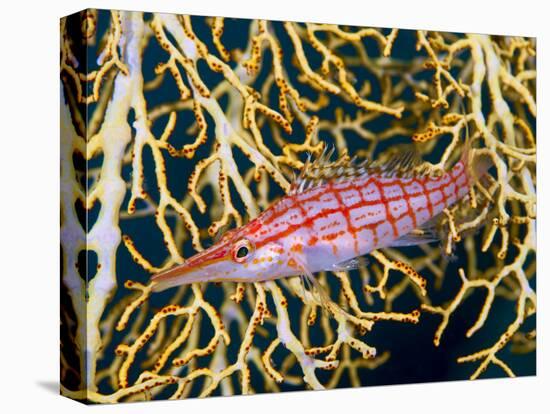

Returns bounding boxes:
[60,9,536,403]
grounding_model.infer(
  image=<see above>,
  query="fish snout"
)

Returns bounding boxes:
[151,244,231,291]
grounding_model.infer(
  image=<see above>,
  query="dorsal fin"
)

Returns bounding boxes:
[289,146,431,195]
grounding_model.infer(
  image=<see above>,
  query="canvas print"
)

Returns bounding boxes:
[60,9,536,404]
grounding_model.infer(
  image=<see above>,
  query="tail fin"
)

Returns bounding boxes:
[459,108,492,184]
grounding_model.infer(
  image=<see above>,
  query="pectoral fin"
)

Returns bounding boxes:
[331,256,369,272]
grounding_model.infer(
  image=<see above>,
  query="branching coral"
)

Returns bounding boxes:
[60,9,536,403]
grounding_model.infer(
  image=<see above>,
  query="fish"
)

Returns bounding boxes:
[151,145,488,295]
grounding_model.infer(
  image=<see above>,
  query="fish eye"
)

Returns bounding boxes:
[236,246,248,258]
[232,239,253,263]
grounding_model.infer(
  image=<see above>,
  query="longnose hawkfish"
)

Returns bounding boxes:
[152,145,488,300]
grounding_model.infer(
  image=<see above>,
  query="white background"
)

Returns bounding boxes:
[0,0,547,412]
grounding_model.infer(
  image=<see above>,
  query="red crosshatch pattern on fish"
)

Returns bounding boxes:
[252,160,469,253]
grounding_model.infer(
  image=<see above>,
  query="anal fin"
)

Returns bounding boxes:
[388,231,439,248]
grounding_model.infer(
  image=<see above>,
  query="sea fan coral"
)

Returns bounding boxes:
[60,9,536,403]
